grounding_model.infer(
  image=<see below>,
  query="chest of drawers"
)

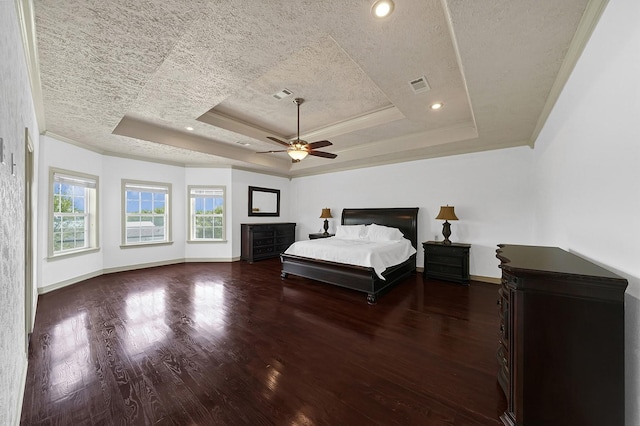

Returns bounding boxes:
[496,244,627,426]
[423,241,470,283]
[241,223,296,263]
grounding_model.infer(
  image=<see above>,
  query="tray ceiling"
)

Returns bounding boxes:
[32,0,598,176]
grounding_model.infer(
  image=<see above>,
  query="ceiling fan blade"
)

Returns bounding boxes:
[308,150,337,159]
[256,149,287,154]
[307,140,332,149]
[267,136,291,147]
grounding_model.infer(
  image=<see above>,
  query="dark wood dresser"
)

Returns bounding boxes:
[496,244,628,426]
[423,241,470,283]
[241,223,296,263]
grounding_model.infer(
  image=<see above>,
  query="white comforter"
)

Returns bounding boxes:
[284,237,416,279]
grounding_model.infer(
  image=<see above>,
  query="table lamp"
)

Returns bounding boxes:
[435,205,458,245]
[320,208,333,235]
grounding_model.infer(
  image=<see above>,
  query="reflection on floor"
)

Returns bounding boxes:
[21,258,506,425]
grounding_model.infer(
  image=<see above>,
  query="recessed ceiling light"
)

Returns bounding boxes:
[430,102,443,110]
[236,141,251,146]
[372,0,394,18]
[185,126,194,131]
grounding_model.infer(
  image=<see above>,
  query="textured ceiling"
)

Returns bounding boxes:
[33,0,595,176]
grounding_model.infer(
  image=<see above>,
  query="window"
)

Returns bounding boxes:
[188,186,225,241]
[50,168,98,257]
[122,180,171,246]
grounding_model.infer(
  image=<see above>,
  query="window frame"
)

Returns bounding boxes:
[121,179,172,248]
[187,185,226,243]
[48,167,99,259]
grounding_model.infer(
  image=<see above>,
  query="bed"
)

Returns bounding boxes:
[280,207,419,303]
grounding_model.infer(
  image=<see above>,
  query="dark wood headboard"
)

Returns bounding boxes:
[341,208,419,249]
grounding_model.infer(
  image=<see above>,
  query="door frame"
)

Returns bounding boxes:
[24,127,35,352]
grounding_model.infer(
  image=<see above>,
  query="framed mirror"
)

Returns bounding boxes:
[248,186,280,217]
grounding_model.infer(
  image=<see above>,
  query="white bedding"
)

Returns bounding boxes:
[283,237,416,279]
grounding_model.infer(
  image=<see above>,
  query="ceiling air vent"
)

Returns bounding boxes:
[409,76,431,94]
[273,88,293,100]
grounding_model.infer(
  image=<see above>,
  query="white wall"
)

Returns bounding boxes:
[0,2,40,424]
[38,136,104,288]
[532,0,640,422]
[231,169,292,258]
[36,140,295,286]
[101,155,186,270]
[290,147,535,279]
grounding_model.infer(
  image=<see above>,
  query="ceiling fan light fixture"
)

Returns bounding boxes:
[372,0,394,18]
[288,148,308,161]
[257,97,336,161]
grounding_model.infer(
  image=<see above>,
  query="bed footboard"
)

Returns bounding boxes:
[280,253,416,303]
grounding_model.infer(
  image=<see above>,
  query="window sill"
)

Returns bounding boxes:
[48,247,100,261]
[186,239,227,244]
[120,241,174,249]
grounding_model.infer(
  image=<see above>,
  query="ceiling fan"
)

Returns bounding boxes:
[257,98,337,163]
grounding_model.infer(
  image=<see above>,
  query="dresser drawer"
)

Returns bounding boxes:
[253,231,274,239]
[253,246,274,256]
[426,263,462,275]
[427,254,463,266]
[425,244,468,256]
[253,238,274,247]
[422,241,470,284]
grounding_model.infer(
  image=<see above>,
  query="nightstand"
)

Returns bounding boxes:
[309,233,334,240]
[423,241,470,284]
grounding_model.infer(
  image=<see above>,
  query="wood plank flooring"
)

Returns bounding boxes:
[21,259,506,425]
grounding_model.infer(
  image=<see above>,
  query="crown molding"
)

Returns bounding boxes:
[46,131,187,167]
[440,0,478,134]
[15,0,46,132]
[197,110,287,143]
[45,131,105,154]
[198,105,404,146]
[529,0,610,146]
[297,106,404,142]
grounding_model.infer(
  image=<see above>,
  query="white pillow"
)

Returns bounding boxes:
[334,224,366,240]
[365,223,404,241]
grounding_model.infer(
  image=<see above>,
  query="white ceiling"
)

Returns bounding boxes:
[32,0,600,177]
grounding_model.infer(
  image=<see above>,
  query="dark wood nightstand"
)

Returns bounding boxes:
[309,233,334,239]
[423,241,470,284]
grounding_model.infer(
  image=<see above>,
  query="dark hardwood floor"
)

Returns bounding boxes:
[21,258,506,425]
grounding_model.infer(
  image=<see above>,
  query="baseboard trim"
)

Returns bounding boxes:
[185,257,240,263]
[16,355,28,426]
[39,258,240,294]
[103,258,185,275]
[40,259,494,294]
[472,275,501,285]
[39,270,104,294]
[415,268,499,284]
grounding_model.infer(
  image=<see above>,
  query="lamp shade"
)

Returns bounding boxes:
[319,208,333,219]
[435,205,458,221]
[287,148,308,161]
